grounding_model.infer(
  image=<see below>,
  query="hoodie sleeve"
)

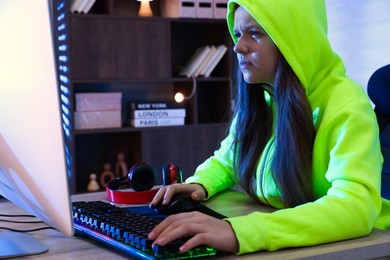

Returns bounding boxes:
[185,129,238,198]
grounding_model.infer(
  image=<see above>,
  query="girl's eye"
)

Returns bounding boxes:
[250,29,261,37]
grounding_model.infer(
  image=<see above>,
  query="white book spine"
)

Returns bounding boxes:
[179,45,211,78]
[202,44,228,77]
[194,45,217,77]
[199,44,218,76]
[131,109,186,119]
[130,117,185,127]
[188,46,211,77]
[70,0,83,13]
[76,0,89,13]
[81,0,96,14]
[178,47,203,77]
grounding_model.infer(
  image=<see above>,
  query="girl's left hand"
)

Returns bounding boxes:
[148,211,239,253]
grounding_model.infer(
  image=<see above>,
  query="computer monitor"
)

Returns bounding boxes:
[0,0,73,257]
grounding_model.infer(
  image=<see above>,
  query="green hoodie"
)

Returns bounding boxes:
[186,0,390,254]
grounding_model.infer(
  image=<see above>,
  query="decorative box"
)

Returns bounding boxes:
[213,0,228,19]
[74,110,121,129]
[196,0,213,18]
[160,0,196,18]
[75,92,122,112]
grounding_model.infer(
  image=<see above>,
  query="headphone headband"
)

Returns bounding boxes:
[105,162,182,204]
[106,186,159,204]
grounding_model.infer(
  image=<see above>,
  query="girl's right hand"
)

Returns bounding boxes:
[149,183,206,208]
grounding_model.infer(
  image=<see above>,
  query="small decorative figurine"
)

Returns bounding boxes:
[115,152,128,178]
[87,173,100,192]
[99,163,115,188]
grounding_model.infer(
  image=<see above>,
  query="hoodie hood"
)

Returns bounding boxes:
[227,0,347,100]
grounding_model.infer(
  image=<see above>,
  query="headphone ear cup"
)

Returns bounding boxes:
[162,163,183,186]
[128,163,156,191]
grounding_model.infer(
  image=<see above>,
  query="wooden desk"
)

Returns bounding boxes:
[1,190,389,259]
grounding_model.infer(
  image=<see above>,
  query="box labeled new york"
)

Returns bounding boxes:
[160,0,196,18]
[76,92,122,112]
[196,0,213,18]
[75,110,121,129]
[213,0,228,19]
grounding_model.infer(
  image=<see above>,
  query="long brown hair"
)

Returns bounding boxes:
[231,55,316,208]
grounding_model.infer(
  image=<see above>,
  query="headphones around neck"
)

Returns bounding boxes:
[106,162,183,204]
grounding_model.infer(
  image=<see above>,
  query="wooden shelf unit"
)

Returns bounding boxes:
[52,0,233,193]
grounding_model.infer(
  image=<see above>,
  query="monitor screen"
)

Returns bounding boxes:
[0,0,73,250]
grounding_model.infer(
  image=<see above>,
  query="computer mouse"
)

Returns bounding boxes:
[151,193,202,215]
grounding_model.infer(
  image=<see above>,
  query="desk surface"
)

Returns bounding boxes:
[1,190,389,259]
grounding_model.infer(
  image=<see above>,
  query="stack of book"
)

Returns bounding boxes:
[179,44,228,78]
[70,0,96,14]
[128,101,186,128]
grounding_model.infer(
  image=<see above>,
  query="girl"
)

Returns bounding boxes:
[149,0,390,254]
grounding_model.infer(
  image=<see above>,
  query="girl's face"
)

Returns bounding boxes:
[233,6,279,85]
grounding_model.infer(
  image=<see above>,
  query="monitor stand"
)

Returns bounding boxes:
[0,231,48,258]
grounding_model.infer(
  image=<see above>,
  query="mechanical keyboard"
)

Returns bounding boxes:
[72,201,224,259]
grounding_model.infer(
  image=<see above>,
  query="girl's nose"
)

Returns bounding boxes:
[233,38,248,54]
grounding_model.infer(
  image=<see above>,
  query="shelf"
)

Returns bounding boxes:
[68,0,228,23]
[69,13,226,24]
[73,124,228,191]
[71,77,231,84]
[73,123,228,135]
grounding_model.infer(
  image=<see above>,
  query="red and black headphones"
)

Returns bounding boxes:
[106,162,183,204]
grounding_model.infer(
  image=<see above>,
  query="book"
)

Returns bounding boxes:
[130,117,185,127]
[130,108,186,119]
[200,44,228,77]
[193,45,217,77]
[81,0,96,14]
[70,0,84,13]
[178,45,211,78]
[129,101,185,110]
[76,0,89,13]
[178,47,202,77]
